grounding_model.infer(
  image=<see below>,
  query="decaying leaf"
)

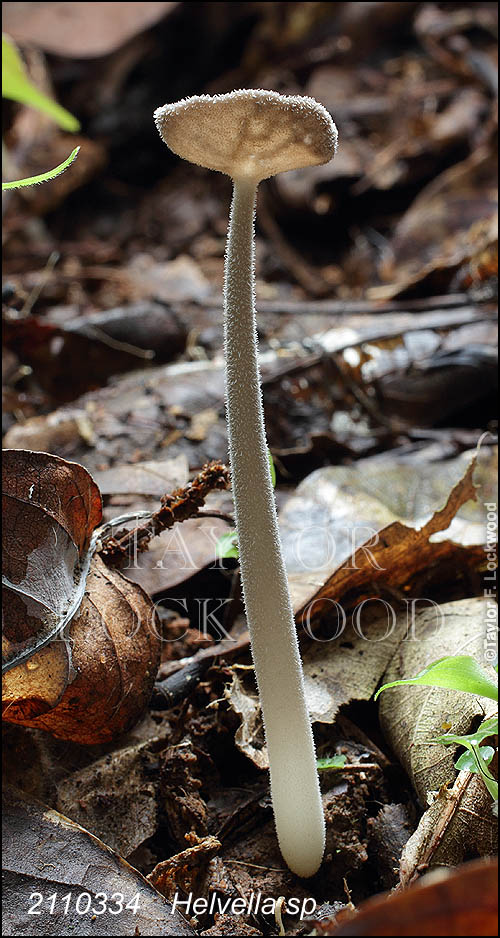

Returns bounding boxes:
[294,451,483,632]
[3,554,161,743]
[2,449,102,673]
[371,149,498,299]
[56,721,172,857]
[285,445,495,613]
[400,772,497,886]
[225,670,267,770]
[160,740,210,845]
[148,833,221,902]
[3,358,227,472]
[2,450,161,743]
[2,785,195,937]
[3,301,187,399]
[313,857,498,936]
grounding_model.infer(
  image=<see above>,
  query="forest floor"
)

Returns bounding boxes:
[2,3,498,936]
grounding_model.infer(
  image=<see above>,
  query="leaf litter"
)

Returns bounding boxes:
[2,431,497,933]
[2,1,498,933]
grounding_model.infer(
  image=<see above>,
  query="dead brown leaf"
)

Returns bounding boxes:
[3,2,178,58]
[2,450,162,743]
[313,857,498,936]
[371,149,498,299]
[3,553,161,743]
[2,448,102,674]
[400,772,497,886]
[294,452,482,632]
[2,785,195,936]
[148,833,221,903]
[56,724,171,857]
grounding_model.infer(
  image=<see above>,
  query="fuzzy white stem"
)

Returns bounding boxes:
[224,178,325,878]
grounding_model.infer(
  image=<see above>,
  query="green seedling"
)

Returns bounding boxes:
[317,755,347,772]
[216,450,276,561]
[2,34,80,130]
[432,714,498,803]
[377,655,498,808]
[2,146,80,190]
[2,34,80,190]
[216,530,239,561]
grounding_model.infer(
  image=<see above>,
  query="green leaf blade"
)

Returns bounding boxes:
[375,655,498,702]
[455,746,495,772]
[432,715,498,749]
[268,449,276,488]
[2,146,80,190]
[216,530,239,560]
[317,755,347,771]
[2,34,80,132]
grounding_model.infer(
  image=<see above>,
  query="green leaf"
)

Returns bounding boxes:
[2,34,80,131]
[375,655,498,702]
[457,743,498,801]
[215,453,274,561]
[268,449,276,488]
[476,715,499,737]
[430,715,499,802]
[2,146,80,190]
[455,746,495,772]
[432,715,498,750]
[216,530,239,560]
[317,755,347,771]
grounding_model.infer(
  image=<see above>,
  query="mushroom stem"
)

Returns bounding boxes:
[224,178,325,878]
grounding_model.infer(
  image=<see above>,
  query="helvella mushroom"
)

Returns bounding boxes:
[154,89,337,877]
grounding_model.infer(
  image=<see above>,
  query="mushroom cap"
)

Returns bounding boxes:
[154,89,337,183]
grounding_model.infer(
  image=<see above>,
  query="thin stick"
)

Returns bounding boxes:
[99,461,230,563]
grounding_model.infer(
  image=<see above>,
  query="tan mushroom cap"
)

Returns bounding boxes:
[154,89,337,183]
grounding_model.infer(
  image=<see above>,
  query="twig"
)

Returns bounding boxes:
[196,509,235,525]
[151,657,212,710]
[207,292,474,316]
[99,461,231,564]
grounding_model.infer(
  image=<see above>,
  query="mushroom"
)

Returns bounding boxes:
[154,89,337,878]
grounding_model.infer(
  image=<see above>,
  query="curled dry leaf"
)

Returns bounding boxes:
[2,450,161,744]
[294,452,481,634]
[3,555,161,743]
[2,449,102,673]
[314,857,498,937]
[147,834,222,902]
